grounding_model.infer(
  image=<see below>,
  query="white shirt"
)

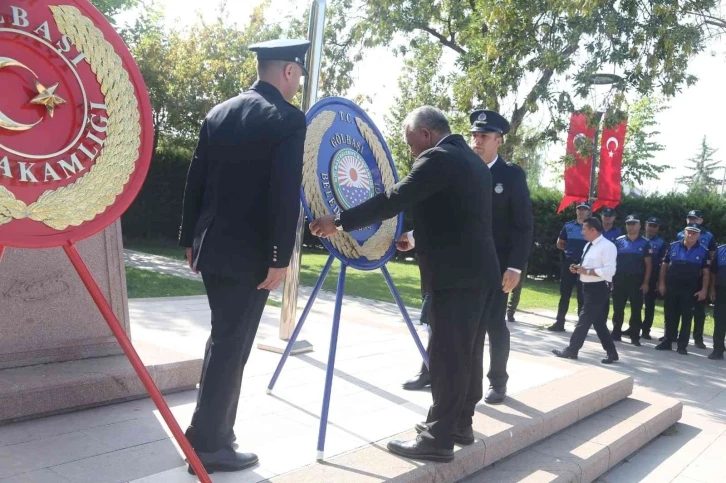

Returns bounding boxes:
[579,235,617,283]
[405,154,521,273]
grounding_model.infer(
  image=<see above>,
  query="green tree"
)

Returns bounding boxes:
[91,0,137,23]
[329,0,724,160]
[677,136,724,194]
[621,96,669,185]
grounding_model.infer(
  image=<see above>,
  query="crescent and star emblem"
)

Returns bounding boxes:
[0,57,66,132]
[605,136,619,158]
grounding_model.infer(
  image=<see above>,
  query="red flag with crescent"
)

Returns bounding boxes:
[558,113,596,213]
[593,119,627,212]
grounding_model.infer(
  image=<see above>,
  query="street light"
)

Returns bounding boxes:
[586,72,623,204]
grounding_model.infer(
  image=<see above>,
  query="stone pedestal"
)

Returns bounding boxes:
[0,220,128,370]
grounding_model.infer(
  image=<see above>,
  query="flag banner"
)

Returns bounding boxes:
[593,118,628,212]
[558,113,596,213]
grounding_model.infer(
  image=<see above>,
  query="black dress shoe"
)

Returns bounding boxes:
[631,339,641,347]
[708,350,724,360]
[677,348,688,355]
[387,437,454,462]
[414,422,475,446]
[659,336,666,341]
[655,341,672,351]
[507,312,515,322]
[402,366,430,391]
[694,340,707,349]
[642,333,652,340]
[546,324,566,332]
[601,353,619,364]
[552,349,578,359]
[187,449,258,475]
[612,334,622,342]
[484,386,507,405]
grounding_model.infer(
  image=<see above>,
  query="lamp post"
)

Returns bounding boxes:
[586,72,623,205]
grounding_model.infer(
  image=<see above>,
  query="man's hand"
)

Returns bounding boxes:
[502,269,521,293]
[569,264,579,274]
[396,233,414,252]
[258,267,287,291]
[186,247,199,274]
[641,282,649,294]
[309,215,337,238]
[658,282,666,296]
[710,289,717,303]
[695,289,707,302]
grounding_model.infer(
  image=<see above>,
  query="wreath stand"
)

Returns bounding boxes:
[266,253,429,461]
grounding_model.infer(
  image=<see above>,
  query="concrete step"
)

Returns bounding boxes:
[266,366,634,483]
[461,388,683,483]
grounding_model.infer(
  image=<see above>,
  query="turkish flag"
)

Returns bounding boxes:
[593,119,627,212]
[558,113,596,213]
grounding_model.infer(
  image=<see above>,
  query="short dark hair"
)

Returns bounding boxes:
[583,217,603,233]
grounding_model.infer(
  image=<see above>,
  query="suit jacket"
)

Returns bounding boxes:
[489,157,534,272]
[178,81,306,278]
[341,135,501,292]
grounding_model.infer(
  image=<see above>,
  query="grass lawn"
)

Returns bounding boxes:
[124,240,714,336]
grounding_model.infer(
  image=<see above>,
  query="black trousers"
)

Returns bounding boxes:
[485,287,510,388]
[642,277,659,336]
[663,289,696,350]
[612,273,644,341]
[186,268,269,453]
[556,259,583,326]
[420,286,493,449]
[693,299,706,343]
[713,286,726,352]
[506,263,528,316]
[420,294,432,326]
[566,281,617,356]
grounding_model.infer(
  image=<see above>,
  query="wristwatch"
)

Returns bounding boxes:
[333,213,343,231]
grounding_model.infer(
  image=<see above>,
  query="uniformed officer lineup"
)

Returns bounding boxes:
[176,36,725,471]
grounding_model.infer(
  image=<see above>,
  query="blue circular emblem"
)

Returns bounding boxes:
[301,97,403,271]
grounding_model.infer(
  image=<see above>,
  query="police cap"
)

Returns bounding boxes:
[469,110,510,135]
[576,201,591,210]
[687,209,703,219]
[684,223,701,233]
[625,214,640,224]
[646,217,660,226]
[248,39,311,76]
[601,207,616,217]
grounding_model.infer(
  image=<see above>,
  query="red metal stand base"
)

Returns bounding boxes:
[0,244,210,482]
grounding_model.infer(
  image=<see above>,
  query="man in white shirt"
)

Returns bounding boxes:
[552,217,619,364]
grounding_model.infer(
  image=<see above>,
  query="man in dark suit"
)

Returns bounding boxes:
[310,106,501,463]
[468,109,534,404]
[178,39,310,474]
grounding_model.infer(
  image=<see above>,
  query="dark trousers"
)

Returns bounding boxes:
[566,281,617,356]
[642,277,659,336]
[713,287,726,352]
[421,286,492,449]
[663,289,696,350]
[612,273,644,341]
[485,287,510,388]
[506,263,528,316]
[420,294,432,326]
[186,269,269,453]
[556,259,583,326]
[693,299,706,343]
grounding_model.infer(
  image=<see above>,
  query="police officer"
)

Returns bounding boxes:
[676,210,717,349]
[548,202,591,332]
[611,215,652,346]
[640,217,667,340]
[601,207,623,242]
[468,109,534,404]
[708,244,726,360]
[655,224,711,355]
[178,39,311,473]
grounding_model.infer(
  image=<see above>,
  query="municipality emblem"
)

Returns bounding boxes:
[301,97,402,271]
[477,112,487,122]
[494,183,504,194]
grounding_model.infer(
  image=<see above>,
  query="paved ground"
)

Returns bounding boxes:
[0,252,721,482]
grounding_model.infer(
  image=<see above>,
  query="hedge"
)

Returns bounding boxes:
[122,150,726,280]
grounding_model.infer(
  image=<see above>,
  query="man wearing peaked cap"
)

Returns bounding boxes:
[600,207,622,243]
[178,38,310,474]
[468,108,534,405]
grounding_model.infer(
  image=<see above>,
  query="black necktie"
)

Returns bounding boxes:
[581,243,592,265]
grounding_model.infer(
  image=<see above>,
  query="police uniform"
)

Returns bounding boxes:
[469,109,534,400]
[611,215,652,344]
[709,245,726,359]
[600,207,623,243]
[643,217,667,339]
[675,210,717,347]
[655,225,711,354]
[553,208,589,330]
[178,39,310,458]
